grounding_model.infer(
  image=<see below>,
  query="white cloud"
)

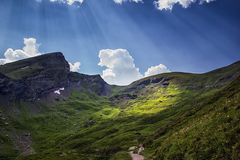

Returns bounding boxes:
[37,0,142,5]
[69,62,81,72]
[200,0,215,4]
[154,0,216,10]
[98,49,170,85]
[49,0,84,5]
[98,49,143,85]
[113,0,143,4]
[0,38,41,65]
[144,64,170,77]
[36,0,215,10]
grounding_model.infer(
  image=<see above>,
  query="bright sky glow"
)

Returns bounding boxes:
[0,0,239,85]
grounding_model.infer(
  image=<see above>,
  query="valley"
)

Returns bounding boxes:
[0,53,240,160]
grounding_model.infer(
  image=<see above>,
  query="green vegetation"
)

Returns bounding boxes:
[0,108,19,160]
[125,84,184,115]
[0,60,240,160]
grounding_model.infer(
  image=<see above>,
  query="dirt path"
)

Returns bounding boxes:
[128,145,145,160]
[130,151,144,160]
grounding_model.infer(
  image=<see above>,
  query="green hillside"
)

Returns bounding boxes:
[0,58,240,160]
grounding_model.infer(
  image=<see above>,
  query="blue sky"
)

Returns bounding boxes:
[0,0,240,85]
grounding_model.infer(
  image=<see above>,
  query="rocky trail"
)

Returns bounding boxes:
[130,152,144,160]
[129,145,145,160]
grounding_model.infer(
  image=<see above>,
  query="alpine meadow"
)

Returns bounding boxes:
[0,0,240,160]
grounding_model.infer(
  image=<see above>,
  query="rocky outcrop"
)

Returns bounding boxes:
[0,73,28,100]
[68,72,110,96]
[0,52,70,79]
[122,77,171,94]
[0,52,110,102]
[0,73,15,95]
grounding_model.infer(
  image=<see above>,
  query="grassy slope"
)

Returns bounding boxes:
[0,61,240,160]
[0,109,19,160]
[148,76,240,159]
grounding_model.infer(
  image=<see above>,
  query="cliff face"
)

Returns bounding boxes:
[0,52,110,102]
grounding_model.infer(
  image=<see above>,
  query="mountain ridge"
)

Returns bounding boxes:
[0,53,240,160]
[0,52,109,103]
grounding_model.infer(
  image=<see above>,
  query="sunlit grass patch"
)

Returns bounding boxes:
[94,107,121,120]
[125,84,184,115]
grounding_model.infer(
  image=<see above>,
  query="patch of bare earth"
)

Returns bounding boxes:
[130,151,144,160]
[14,132,35,157]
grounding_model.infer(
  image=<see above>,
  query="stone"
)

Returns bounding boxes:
[0,52,110,102]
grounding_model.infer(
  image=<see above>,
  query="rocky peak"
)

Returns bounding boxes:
[0,52,70,80]
[0,52,109,102]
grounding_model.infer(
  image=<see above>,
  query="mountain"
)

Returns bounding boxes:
[0,52,109,103]
[0,53,240,160]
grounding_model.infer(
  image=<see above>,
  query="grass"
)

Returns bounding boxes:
[1,61,240,160]
[0,109,19,160]
[11,77,238,160]
[125,84,184,115]
[152,82,240,159]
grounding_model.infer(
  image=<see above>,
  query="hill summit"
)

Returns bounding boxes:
[0,52,109,102]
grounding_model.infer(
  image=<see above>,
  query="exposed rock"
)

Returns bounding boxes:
[161,81,169,87]
[0,52,110,103]
[68,72,110,96]
[0,53,69,101]
[84,119,96,127]
[129,146,137,151]
[110,77,170,105]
